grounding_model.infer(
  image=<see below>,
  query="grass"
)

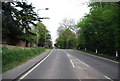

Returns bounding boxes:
[1,45,45,72]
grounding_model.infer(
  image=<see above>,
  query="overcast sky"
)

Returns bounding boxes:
[27,0,90,44]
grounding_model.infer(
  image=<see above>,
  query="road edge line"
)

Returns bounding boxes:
[77,59,89,67]
[14,49,53,81]
[77,51,119,64]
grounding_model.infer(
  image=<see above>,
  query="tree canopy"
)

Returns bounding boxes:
[55,2,120,56]
[2,1,38,39]
[55,18,77,49]
[77,2,120,56]
[2,1,52,48]
[34,22,52,48]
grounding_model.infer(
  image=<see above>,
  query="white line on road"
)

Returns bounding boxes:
[77,59,89,67]
[67,53,70,57]
[18,50,53,80]
[66,51,89,68]
[70,59,75,68]
[66,52,75,68]
[104,75,114,81]
[63,50,67,54]
[77,51,118,64]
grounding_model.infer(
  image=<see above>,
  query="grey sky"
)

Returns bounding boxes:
[28,0,90,44]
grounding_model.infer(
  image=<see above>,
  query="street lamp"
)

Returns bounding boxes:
[36,8,49,47]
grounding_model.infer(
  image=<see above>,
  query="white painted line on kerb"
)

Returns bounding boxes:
[77,59,89,67]
[104,75,113,81]
[70,59,75,68]
[18,50,53,80]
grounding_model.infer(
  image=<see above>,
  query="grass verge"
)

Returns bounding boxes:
[1,46,45,72]
[78,49,119,62]
[64,48,119,62]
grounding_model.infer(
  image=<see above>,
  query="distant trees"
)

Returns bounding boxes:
[55,2,120,56]
[34,22,52,48]
[55,18,77,49]
[77,2,120,56]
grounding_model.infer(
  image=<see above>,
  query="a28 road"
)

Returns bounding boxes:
[19,49,118,81]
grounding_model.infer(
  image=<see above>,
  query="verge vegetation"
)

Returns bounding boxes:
[78,49,119,62]
[1,46,45,72]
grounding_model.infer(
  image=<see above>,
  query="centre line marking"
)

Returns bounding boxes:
[104,76,113,81]
[70,59,75,68]
[65,51,75,68]
[18,50,53,80]
[77,59,89,67]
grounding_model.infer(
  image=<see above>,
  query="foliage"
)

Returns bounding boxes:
[55,18,77,49]
[2,46,45,72]
[2,1,39,46]
[78,49,119,62]
[77,2,120,56]
[2,2,22,39]
[34,22,53,48]
[2,1,52,47]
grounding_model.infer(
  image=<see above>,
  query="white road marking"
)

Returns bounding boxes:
[104,75,113,81]
[70,59,75,68]
[66,52,75,68]
[63,50,67,54]
[65,50,89,68]
[77,51,118,64]
[67,53,70,57]
[77,59,89,67]
[18,50,53,80]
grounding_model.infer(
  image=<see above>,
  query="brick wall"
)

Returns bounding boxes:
[2,38,26,47]
[16,40,26,47]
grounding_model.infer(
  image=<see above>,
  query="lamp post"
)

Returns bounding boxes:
[36,8,49,47]
[44,30,47,47]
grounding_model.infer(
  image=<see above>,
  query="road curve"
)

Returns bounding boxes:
[19,49,118,81]
[22,49,77,79]
[65,49,118,79]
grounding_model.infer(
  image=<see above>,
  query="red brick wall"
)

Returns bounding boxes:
[16,40,26,47]
[2,38,26,47]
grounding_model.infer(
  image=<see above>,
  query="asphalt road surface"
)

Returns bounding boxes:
[19,49,118,81]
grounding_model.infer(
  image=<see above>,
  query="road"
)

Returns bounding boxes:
[19,49,118,81]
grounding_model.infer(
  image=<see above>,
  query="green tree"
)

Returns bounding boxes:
[77,2,120,56]
[2,1,39,46]
[55,18,77,49]
[2,2,22,40]
[34,22,52,48]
